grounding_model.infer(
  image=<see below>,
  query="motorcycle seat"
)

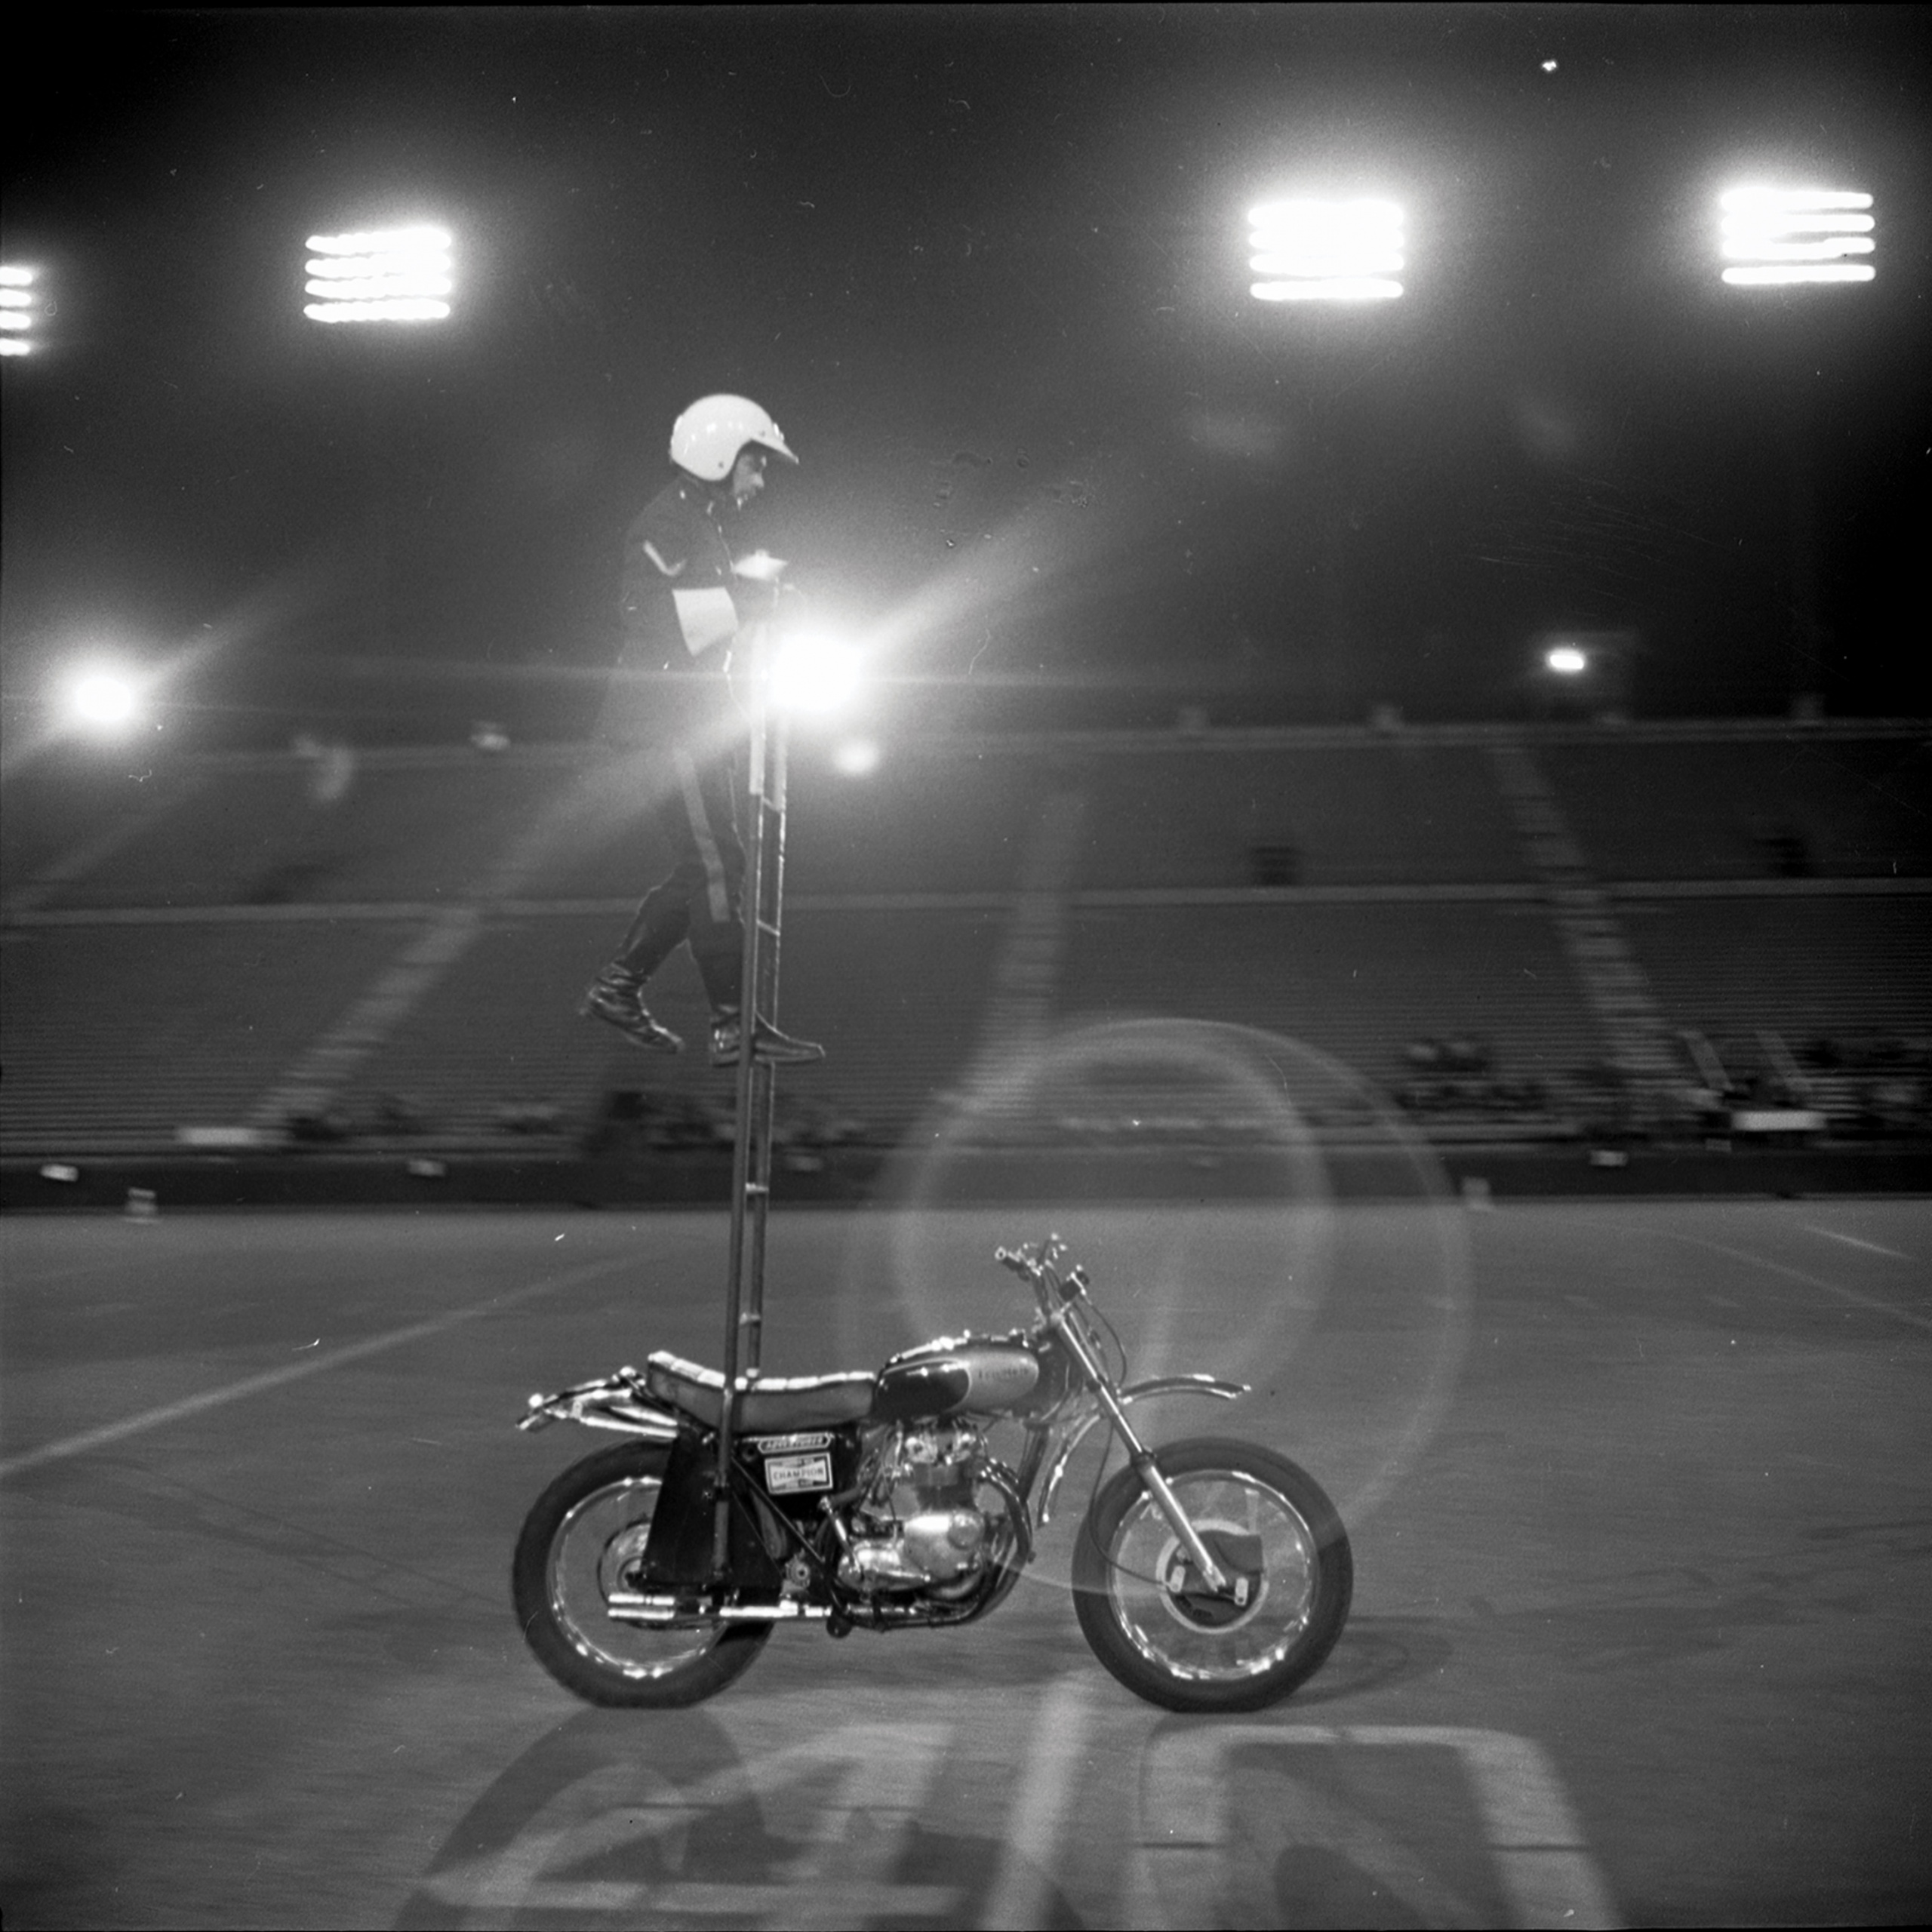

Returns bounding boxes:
[645,1351,878,1431]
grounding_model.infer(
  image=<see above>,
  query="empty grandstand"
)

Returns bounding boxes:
[2,719,1927,1169]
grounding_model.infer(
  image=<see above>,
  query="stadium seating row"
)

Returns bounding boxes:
[2,724,1925,1155]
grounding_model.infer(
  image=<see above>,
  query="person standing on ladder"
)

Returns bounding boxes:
[580,392,824,1069]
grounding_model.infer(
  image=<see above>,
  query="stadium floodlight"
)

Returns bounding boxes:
[1248,198,1404,303]
[58,661,145,736]
[0,264,39,355]
[771,632,863,717]
[1718,187,1875,288]
[303,224,454,324]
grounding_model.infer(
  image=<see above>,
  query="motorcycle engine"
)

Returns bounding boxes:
[840,1421,996,1595]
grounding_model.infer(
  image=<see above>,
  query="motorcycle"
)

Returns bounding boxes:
[512,1235,1352,1713]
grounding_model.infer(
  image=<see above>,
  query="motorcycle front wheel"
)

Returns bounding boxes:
[1072,1437,1352,1713]
[512,1441,771,1708]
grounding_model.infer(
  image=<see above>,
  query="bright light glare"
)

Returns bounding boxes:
[1247,198,1405,302]
[307,225,451,254]
[1718,186,1876,287]
[1,263,38,353]
[304,273,455,297]
[304,298,455,322]
[771,635,862,715]
[303,225,454,324]
[1252,278,1404,303]
[1546,646,1588,676]
[1722,238,1874,260]
[1720,188,1872,212]
[1722,213,1874,236]
[1722,263,1875,286]
[1250,252,1404,277]
[832,737,881,777]
[63,666,143,733]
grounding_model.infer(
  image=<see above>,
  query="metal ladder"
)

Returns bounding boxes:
[712,620,791,1571]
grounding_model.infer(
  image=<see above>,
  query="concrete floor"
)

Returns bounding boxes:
[2,1198,1927,1928]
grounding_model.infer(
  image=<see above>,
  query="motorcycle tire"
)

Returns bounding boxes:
[512,1440,771,1708]
[1072,1436,1352,1713]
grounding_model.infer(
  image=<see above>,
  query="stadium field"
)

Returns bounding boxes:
[2,1198,1927,1928]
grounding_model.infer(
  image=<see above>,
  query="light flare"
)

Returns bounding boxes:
[1251,278,1404,303]
[771,632,863,717]
[1718,186,1876,288]
[302,224,454,325]
[60,663,144,734]
[832,737,881,777]
[0,263,39,352]
[1721,264,1875,286]
[1247,197,1406,302]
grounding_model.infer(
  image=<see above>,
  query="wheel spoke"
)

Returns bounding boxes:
[1075,1439,1350,1710]
[1109,1470,1319,1683]
[515,1441,773,1708]
[548,1475,725,1681]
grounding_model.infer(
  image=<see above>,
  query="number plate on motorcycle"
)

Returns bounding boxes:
[750,1432,833,1454]
[762,1451,833,1494]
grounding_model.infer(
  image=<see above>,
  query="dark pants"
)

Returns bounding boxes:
[614,746,746,1014]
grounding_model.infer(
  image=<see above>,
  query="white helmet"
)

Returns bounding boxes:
[669,394,798,481]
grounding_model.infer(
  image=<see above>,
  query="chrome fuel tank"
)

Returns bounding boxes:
[872,1334,1041,1421]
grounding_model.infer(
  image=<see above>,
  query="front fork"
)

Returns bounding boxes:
[1048,1310,1243,1595]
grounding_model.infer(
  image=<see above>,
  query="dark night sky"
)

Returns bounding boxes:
[4,5,1929,740]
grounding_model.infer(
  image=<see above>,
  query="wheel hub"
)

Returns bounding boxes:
[596,1521,654,1598]
[1156,1525,1266,1631]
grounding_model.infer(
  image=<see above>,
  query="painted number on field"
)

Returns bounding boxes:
[1137,1725,1620,1930]
[419,1721,957,1927]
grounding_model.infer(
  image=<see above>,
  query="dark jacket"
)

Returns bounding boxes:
[595,475,746,748]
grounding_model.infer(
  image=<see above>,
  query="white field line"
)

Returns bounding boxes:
[0,1252,634,1481]
[979,1672,1094,1930]
[1642,1227,1932,1335]
[1140,1724,1620,1930]
[1801,1225,1912,1262]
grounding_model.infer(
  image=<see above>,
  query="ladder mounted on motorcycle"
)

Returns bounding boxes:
[713,617,788,1575]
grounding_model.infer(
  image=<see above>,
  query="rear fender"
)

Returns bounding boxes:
[1037,1374,1245,1526]
[518,1366,681,1441]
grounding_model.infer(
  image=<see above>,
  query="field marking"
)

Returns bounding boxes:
[1801,1225,1912,1262]
[1140,1724,1620,1930]
[1644,1228,1932,1335]
[979,1673,1093,1930]
[420,1721,957,1927]
[0,1252,634,1481]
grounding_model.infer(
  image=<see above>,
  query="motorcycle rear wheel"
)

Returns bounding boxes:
[1072,1437,1352,1713]
[512,1441,770,1708]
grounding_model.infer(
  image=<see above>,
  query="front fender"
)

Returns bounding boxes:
[518,1365,681,1440]
[1122,1373,1248,1407]
[1037,1374,1246,1527]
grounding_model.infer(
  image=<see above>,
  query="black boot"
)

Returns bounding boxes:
[579,968,685,1054]
[709,1009,825,1067]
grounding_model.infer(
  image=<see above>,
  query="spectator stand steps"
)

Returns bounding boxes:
[1486,738,1681,1113]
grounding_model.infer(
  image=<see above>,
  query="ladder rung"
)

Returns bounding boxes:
[755,918,780,937]
[743,1182,770,1198]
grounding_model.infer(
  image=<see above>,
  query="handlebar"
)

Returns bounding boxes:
[995,1238,1089,1315]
